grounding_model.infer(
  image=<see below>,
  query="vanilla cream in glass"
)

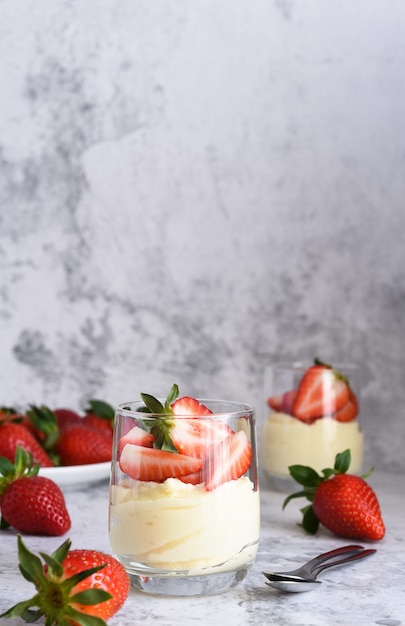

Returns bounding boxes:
[109,398,260,596]
[262,361,363,491]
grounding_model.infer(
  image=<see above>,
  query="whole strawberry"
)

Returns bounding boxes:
[0,535,130,626]
[0,447,71,535]
[55,424,112,465]
[283,449,385,541]
[0,419,54,467]
[82,399,115,436]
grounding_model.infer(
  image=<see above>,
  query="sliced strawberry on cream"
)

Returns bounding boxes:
[169,417,234,459]
[170,396,213,417]
[267,390,297,415]
[334,392,358,422]
[292,360,350,422]
[119,444,203,482]
[266,394,283,411]
[202,430,252,492]
[118,425,155,455]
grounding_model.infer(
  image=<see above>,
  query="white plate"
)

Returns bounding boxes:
[39,461,111,489]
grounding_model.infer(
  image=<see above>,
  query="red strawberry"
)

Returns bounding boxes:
[56,425,112,465]
[132,385,251,489]
[283,449,385,541]
[118,425,155,455]
[169,417,234,459]
[266,394,283,411]
[119,443,203,482]
[0,447,71,535]
[292,359,351,423]
[137,385,233,455]
[267,390,296,414]
[171,396,213,417]
[334,392,358,422]
[1,535,129,626]
[0,407,45,441]
[312,474,384,540]
[82,399,115,435]
[281,389,297,414]
[202,430,252,491]
[0,421,54,467]
[60,548,130,623]
[53,408,82,431]
[178,469,203,485]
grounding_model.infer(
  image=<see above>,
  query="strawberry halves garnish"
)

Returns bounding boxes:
[118,385,253,490]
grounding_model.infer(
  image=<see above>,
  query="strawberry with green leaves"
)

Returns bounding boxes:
[23,404,113,466]
[0,447,71,536]
[0,415,54,467]
[283,449,385,541]
[0,534,130,626]
[82,399,115,436]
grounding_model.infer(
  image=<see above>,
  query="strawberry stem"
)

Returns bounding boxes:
[137,384,180,453]
[0,446,39,498]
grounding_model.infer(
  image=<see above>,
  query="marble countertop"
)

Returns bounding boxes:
[0,471,404,626]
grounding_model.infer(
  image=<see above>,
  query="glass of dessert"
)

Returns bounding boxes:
[262,359,363,491]
[109,385,260,596]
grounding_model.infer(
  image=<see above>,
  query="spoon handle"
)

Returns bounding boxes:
[304,544,364,572]
[313,548,377,576]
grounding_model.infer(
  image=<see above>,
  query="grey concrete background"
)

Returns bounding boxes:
[1,1,404,472]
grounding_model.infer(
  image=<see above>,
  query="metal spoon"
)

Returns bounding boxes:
[263,544,377,593]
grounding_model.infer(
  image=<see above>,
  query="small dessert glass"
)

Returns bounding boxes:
[261,362,363,491]
[109,399,260,596]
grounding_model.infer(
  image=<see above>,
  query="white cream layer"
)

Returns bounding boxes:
[109,476,260,574]
[262,412,363,477]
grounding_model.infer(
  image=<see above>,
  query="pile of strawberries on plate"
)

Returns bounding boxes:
[0,399,114,537]
[0,399,114,468]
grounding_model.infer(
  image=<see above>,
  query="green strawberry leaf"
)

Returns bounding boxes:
[26,405,59,451]
[64,607,107,626]
[86,400,114,420]
[0,515,10,530]
[300,504,319,534]
[138,385,180,452]
[334,449,351,473]
[0,447,39,499]
[288,464,321,487]
[71,589,112,605]
[0,456,15,477]
[321,467,336,479]
[282,489,311,510]
[0,599,41,621]
[50,538,72,566]
[62,565,106,590]
[39,552,65,579]
[150,419,178,453]
[17,535,48,585]
[165,384,180,409]
[140,394,167,415]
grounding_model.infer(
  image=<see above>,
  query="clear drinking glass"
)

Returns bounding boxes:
[109,399,260,596]
[262,362,363,491]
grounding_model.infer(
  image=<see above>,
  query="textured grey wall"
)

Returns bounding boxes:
[1,1,404,472]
